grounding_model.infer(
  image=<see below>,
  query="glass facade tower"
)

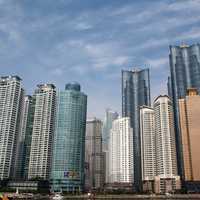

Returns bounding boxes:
[169,44,200,178]
[102,109,119,152]
[21,96,35,180]
[102,109,118,183]
[51,82,87,192]
[14,95,35,180]
[122,69,151,191]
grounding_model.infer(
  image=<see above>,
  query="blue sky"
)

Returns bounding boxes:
[0,0,200,118]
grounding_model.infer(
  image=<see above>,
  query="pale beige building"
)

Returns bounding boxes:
[179,88,200,181]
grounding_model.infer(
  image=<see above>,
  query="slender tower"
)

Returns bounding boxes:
[153,95,180,193]
[109,117,134,187]
[122,68,151,190]
[140,106,156,188]
[85,118,104,191]
[102,109,118,183]
[14,95,35,180]
[28,84,56,180]
[0,76,24,180]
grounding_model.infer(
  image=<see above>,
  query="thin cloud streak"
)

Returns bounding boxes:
[0,0,199,118]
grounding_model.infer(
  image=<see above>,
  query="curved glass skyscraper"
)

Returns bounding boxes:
[169,44,200,178]
[122,69,151,191]
[51,82,87,192]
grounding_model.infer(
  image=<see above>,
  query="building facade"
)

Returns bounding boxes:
[51,82,87,192]
[14,95,35,180]
[140,106,156,182]
[109,117,134,186]
[154,95,180,193]
[122,69,151,190]
[179,88,200,181]
[169,44,200,177]
[167,76,172,98]
[28,84,56,180]
[0,76,24,180]
[21,96,35,180]
[85,118,104,191]
[102,109,118,183]
[102,109,119,152]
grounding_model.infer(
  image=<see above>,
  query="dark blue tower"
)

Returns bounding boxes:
[169,44,200,179]
[122,68,151,191]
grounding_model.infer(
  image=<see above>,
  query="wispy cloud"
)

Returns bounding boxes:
[167,0,200,11]
[0,0,199,117]
[178,27,200,40]
[146,58,169,69]
[73,22,93,31]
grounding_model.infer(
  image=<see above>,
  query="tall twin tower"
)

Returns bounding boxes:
[122,69,150,190]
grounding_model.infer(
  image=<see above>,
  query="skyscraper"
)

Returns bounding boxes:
[51,82,87,192]
[179,88,200,181]
[28,84,56,180]
[102,109,118,183]
[21,96,35,180]
[167,76,172,98]
[140,106,156,182]
[102,109,119,152]
[122,69,151,190]
[140,98,181,193]
[14,95,35,180]
[169,44,200,177]
[85,118,104,191]
[109,117,133,186]
[0,76,24,180]
[153,95,180,193]
[154,95,177,176]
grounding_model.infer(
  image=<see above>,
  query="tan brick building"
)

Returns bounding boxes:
[179,88,200,181]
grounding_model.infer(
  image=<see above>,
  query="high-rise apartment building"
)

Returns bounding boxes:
[109,117,134,186]
[154,95,177,176]
[122,69,151,190]
[0,76,24,180]
[102,109,118,183]
[51,82,87,192]
[169,44,200,176]
[28,84,56,180]
[153,95,180,193]
[140,98,181,194]
[85,118,104,191]
[140,106,156,182]
[179,88,200,181]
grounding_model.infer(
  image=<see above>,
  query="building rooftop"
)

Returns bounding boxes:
[65,82,81,91]
[0,75,22,81]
